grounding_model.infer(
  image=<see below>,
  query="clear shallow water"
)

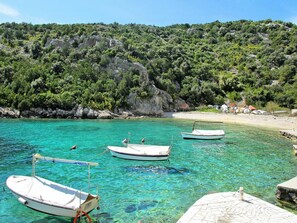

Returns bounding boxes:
[0,118,296,223]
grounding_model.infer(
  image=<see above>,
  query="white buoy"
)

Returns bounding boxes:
[239,187,244,201]
[141,138,145,144]
[18,197,28,205]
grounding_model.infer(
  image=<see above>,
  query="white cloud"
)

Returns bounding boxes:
[0,3,20,17]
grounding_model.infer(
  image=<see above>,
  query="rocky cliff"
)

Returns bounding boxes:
[106,57,188,116]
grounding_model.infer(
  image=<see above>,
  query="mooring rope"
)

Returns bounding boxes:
[98,148,109,156]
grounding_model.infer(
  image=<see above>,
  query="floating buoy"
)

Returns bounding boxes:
[141,138,145,144]
[70,145,77,150]
[18,197,28,205]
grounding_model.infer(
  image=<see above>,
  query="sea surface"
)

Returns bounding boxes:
[0,118,296,223]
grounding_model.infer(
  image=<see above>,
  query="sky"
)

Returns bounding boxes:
[0,0,296,26]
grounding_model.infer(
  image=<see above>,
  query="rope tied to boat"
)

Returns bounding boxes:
[73,210,92,223]
[98,148,109,156]
[1,182,5,192]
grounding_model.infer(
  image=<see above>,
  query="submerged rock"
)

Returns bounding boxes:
[124,165,190,174]
[124,200,158,213]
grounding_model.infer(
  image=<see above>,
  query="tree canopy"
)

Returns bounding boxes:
[0,20,296,112]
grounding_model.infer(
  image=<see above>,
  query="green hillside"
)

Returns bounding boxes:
[0,20,296,113]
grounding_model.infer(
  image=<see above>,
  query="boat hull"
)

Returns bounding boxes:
[6,175,99,217]
[107,144,170,161]
[13,194,80,217]
[109,149,169,161]
[181,130,225,140]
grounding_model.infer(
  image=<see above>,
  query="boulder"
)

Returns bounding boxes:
[0,107,20,118]
[74,105,84,118]
[127,85,174,116]
[98,110,113,119]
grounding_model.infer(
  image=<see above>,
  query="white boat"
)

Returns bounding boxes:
[181,129,225,140]
[6,154,99,219]
[107,141,171,161]
[181,121,225,140]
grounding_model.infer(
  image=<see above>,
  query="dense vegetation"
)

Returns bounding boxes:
[0,20,296,112]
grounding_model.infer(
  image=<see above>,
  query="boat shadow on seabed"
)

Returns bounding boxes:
[30,211,117,223]
[123,165,191,175]
[31,216,69,223]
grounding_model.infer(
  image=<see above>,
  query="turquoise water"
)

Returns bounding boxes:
[0,118,296,223]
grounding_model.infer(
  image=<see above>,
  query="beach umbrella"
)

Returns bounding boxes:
[179,103,189,110]
[248,105,256,110]
[229,103,236,107]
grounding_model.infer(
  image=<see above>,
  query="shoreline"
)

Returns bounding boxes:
[164,111,297,131]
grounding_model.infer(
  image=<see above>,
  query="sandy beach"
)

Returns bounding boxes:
[165,111,297,131]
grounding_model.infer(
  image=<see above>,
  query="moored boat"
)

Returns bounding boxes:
[181,121,225,140]
[6,154,99,219]
[181,129,225,140]
[108,142,171,161]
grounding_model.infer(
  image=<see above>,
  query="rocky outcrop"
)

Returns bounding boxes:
[127,85,174,116]
[0,98,187,119]
[8,106,117,119]
[45,35,106,50]
[0,107,20,118]
[106,57,149,86]
[106,57,181,116]
[21,108,75,118]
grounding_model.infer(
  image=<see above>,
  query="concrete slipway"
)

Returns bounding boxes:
[177,191,297,223]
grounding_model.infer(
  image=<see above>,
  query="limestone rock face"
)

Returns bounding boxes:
[16,106,115,119]
[127,85,174,116]
[42,38,186,116]
[0,107,20,118]
[106,57,178,116]
[74,105,84,118]
[74,106,114,119]
[98,110,114,119]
